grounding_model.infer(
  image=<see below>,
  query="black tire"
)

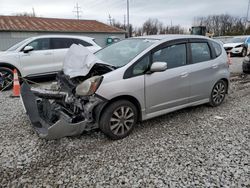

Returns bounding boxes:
[242,48,247,57]
[0,67,13,91]
[99,100,138,140]
[209,80,227,107]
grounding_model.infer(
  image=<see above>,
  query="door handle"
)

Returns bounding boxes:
[180,72,189,78]
[212,64,218,69]
[44,52,52,55]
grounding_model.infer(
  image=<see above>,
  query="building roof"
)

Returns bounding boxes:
[0,15,125,33]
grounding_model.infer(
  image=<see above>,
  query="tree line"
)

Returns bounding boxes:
[112,18,185,37]
[112,14,249,37]
[193,14,250,36]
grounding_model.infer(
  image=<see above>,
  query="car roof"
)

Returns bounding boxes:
[31,35,94,40]
[133,34,209,41]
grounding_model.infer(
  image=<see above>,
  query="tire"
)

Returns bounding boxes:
[0,67,13,91]
[242,48,247,57]
[209,80,227,107]
[99,100,138,140]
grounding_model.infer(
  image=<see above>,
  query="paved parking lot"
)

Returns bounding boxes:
[0,57,249,187]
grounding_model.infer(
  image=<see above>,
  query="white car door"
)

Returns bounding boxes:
[51,38,74,72]
[19,38,55,77]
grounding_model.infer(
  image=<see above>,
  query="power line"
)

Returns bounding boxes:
[73,3,82,20]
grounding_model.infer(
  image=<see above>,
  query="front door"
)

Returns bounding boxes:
[145,42,190,114]
[20,38,55,77]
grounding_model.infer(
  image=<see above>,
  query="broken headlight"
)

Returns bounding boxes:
[75,76,103,96]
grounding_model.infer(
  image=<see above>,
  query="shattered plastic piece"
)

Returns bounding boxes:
[63,44,110,78]
[214,115,224,120]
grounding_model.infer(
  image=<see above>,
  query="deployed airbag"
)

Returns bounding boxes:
[63,44,109,78]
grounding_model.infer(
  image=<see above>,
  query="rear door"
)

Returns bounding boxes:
[51,38,76,71]
[187,39,219,102]
[145,40,191,114]
[19,38,55,77]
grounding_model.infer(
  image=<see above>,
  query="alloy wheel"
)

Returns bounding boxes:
[110,106,135,136]
[212,82,226,105]
[0,69,13,90]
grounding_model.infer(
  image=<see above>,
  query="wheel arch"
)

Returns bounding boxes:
[220,78,229,94]
[96,95,142,123]
[0,62,22,76]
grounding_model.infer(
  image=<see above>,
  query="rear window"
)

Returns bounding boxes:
[191,43,211,63]
[73,39,93,47]
[211,41,222,57]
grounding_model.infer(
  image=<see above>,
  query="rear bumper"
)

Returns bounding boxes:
[20,83,100,139]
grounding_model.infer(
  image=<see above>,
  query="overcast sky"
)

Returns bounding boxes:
[0,0,248,28]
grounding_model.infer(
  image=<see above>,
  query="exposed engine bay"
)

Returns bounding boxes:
[20,45,114,139]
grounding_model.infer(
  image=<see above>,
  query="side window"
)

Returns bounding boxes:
[152,43,186,69]
[73,39,93,47]
[27,38,50,51]
[191,43,211,63]
[132,55,150,76]
[211,41,222,57]
[51,38,74,49]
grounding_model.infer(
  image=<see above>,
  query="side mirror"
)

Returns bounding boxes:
[149,62,167,73]
[23,46,34,53]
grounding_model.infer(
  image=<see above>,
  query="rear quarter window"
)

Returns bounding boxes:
[73,39,93,47]
[211,41,222,57]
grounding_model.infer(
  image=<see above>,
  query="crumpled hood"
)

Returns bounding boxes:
[223,43,244,48]
[63,44,110,78]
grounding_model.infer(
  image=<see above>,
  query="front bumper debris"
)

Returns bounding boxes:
[20,82,102,139]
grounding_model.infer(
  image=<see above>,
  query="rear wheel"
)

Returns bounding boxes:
[99,100,138,140]
[0,67,13,91]
[242,48,247,57]
[209,80,227,107]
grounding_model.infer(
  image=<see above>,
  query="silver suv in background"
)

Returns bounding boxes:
[21,35,230,140]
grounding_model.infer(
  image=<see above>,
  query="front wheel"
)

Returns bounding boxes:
[0,67,13,91]
[209,80,227,107]
[99,100,138,140]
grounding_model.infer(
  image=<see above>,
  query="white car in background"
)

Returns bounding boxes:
[223,36,250,57]
[0,35,102,90]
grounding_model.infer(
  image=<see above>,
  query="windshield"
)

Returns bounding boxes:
[229,37,246,43]
[6,38,31,51]
[95,38,157,67]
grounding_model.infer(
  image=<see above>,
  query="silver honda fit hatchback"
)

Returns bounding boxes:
[21,35,230,140]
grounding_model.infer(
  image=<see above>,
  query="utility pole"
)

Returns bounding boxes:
[124,14,126,29]
[127,0,130,37]
[108,14,112,25]
[73,3,82,20]
[32,7,35,17]
[246,0,250,34]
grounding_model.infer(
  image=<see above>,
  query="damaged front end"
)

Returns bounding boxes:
[21,63,113,139]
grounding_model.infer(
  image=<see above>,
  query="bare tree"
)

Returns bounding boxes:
[14,12,36,17]
[142,18,163,35]
[193,14,248,36]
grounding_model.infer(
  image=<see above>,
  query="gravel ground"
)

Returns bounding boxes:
[0,75,250,187]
